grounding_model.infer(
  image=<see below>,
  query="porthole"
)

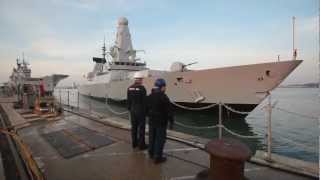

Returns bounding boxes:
[265,70,270,77]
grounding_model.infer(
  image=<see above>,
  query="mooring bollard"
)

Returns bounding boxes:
[205,138,251,180]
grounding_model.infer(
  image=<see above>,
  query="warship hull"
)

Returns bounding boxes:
[78,60,302,109]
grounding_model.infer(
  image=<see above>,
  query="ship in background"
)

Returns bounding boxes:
[8,56,68,99]
[78,17,302,113]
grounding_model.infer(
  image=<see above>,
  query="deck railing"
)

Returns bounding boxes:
[54,89,318,162]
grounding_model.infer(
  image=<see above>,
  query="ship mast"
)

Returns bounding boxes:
[318,0,320,92]
[102,36,106,61]
[292,16,297,60]
[101,36,107,71]
[22,52,27,66]
[16,56,20,66]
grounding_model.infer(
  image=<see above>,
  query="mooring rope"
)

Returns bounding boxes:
[221,103,251,115]
[220,125,261,139]
[105,94,129,115]
[174,121,219,129]
[170,101,218,111]
[0,128,44,180]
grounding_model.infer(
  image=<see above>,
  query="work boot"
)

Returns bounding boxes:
[154,157,167,164]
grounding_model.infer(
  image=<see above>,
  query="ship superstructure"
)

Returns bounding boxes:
[8,56,68,100]
[79,17,302,113]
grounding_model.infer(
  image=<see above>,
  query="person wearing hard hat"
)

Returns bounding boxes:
[127,72,148,150]
[147,78,174,164]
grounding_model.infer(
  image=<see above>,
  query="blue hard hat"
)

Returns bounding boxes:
[154,78,166,88]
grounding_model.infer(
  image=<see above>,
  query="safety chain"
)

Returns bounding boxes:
[274,107,318,120]
[221,103,251,115]
[220,125,262,139]
[174,121,261,139]
[170,101,218,111]
[105,95,129,115]
[174,121,219,129]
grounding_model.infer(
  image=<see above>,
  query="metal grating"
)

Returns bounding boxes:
[42,127,114,158]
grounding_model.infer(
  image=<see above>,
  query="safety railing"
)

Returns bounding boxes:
[55,89,93,115]
[171,102,263,139]
[54,89,130,118]
[54,89,318,162]
[170,93,318,161]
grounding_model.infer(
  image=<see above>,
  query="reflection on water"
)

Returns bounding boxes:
[54,88,319,162]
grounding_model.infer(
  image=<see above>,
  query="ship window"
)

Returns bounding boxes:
[265,70,270,77]
[176,77,183,82]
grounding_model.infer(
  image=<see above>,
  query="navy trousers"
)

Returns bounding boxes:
[130,112,146,148]
[148,124,167,159]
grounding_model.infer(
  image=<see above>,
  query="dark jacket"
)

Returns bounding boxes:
[127,83,147,115]
[147,88,174,127]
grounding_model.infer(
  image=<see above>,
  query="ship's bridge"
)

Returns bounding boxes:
[108,61,147,71]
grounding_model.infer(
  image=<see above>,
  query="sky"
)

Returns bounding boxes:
[0,0,318,85]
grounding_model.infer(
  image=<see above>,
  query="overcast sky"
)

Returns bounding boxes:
[0,0,318,85]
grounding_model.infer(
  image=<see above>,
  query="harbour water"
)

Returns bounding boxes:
[54,87,319,163]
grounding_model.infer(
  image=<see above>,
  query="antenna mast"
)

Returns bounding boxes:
[22,52,25,65]
[102,36,106,61]
[318,0,320,91]
[16,56,21,66]
[292,16,297,60]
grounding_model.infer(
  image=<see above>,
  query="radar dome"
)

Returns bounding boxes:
[118,17,128,26]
